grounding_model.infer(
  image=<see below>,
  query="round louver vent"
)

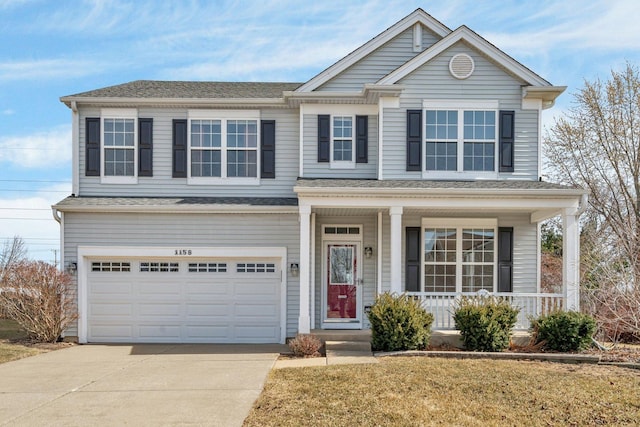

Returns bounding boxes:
[449,53,474,79]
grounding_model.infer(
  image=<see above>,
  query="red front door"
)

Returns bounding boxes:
[326,244,358,320]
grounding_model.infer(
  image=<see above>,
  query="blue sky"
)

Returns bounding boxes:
[1,0,639,264]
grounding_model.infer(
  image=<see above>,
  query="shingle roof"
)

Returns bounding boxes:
[295,178,583,192]
[54,196,299,210]
[62,80,303,99]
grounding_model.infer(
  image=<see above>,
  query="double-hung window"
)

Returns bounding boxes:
[422,219,497,293]
[331,115,354,167]
[423,101,498,178]
[187,111,259,183]
[101,109,137,184]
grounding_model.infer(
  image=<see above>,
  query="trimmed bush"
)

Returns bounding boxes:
[531,311,596,352]
[368,292,434,351]
[453,296,519,352]
[288,334,323,357]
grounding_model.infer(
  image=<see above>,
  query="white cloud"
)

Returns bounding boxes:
[0,125,71,168]
[2,109,14,115]
[0,183,70,264]
[0,59,101,83]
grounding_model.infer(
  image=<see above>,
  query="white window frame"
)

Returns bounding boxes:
[100,108,138,184]
[421,218,498,293]
[330,115,355,169]
[422,100,499,180]
[187,110,261,185]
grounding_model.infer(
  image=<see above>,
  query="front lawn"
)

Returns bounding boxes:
[0,319,48,363]
[245,357,640,426]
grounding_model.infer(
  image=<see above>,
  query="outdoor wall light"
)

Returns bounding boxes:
[364,247,373,259]
[290,263,299,277]
[66,262,77,274]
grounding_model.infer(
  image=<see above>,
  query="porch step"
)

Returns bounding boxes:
[311,329,371,343]
[325,340,372,352]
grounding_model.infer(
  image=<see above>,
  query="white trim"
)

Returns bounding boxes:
[321,237,363,329]
[423,100,498,109]
[296,9,451,92]
[389,206,403,293]
[188,109,260,119]
[310,212,316,329]
[76,245,288,344]
[299,106,304,177]
[100,113,138,185]
[413,22,423,53]
[377,211,383,295]
[422,218,497,228]
[298,205,312,333]
[71,102,79,195]
[301,104,378,115]
[377,26,550,87]
[186,115,261,185]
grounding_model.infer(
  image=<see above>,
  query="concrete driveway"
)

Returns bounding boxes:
[0,343,286,426]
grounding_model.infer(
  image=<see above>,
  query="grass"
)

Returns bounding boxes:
[0,318,47,364]
[245,357,640,426]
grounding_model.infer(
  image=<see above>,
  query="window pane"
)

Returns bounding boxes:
[191,149,221,177]
[461,228,495,292]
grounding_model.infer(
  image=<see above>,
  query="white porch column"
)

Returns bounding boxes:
[562,209,580,311]
[389,206,403,294]
[298,205,312,333]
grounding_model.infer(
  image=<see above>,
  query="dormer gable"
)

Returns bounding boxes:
[296,8,451,93]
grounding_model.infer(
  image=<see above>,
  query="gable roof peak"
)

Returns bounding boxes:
[295,8,451,93]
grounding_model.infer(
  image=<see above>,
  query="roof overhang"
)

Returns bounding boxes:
[60,96,289,109]
[283,84,403,107]
[523,86,567,109]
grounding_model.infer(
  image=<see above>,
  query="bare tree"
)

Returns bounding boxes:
[0,235,28,284]
[545,63,640,341]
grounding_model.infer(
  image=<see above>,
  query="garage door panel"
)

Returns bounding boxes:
[186,303,231,317]
[138,325,182,339]
[87,257,281,343]
[90,303,132,316]
[90,324,133,339]
[90,280,132,296]
[138,303,182,317]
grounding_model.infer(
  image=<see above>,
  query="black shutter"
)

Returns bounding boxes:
[138,118,153,177]
[261,120,276,179]
[405,227,421,292]
[406,110,422,171]
[172,119,188,178]
[498,227,514,292]
[317,114,330,162]
[355,115,368,163]
[499,110,515,172]
[85,117,100,176]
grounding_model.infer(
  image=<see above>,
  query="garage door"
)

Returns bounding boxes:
[86,258,282,343]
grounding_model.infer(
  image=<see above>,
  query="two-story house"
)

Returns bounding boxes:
[54,9,586,344]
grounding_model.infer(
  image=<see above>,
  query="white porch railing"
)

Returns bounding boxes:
[406,292,566,330]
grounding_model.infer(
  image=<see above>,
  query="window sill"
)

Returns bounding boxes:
[187,177,261,186]
[421,171,498,180]
[101,176,138,185]
[330,162,356,170]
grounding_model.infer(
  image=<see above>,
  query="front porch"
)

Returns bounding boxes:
[293,179,587,335]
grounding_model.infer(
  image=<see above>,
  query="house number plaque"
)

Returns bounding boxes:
[174,249,193,256]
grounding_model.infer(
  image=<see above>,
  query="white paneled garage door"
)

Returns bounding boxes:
[86,258,282,343]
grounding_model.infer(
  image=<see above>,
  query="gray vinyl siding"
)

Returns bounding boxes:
[313,216,378,329]
[317,25,441,92]
[382,41,539,180]
[62,212,299,338]
[77,108,299,197]
[303,114,378,179]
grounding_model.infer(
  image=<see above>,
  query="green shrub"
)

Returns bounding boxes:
[453,296,520,352]
[368,293,434,351]
[531,311,596,352]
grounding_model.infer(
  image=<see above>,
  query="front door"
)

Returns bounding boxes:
[323,243,361,328]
